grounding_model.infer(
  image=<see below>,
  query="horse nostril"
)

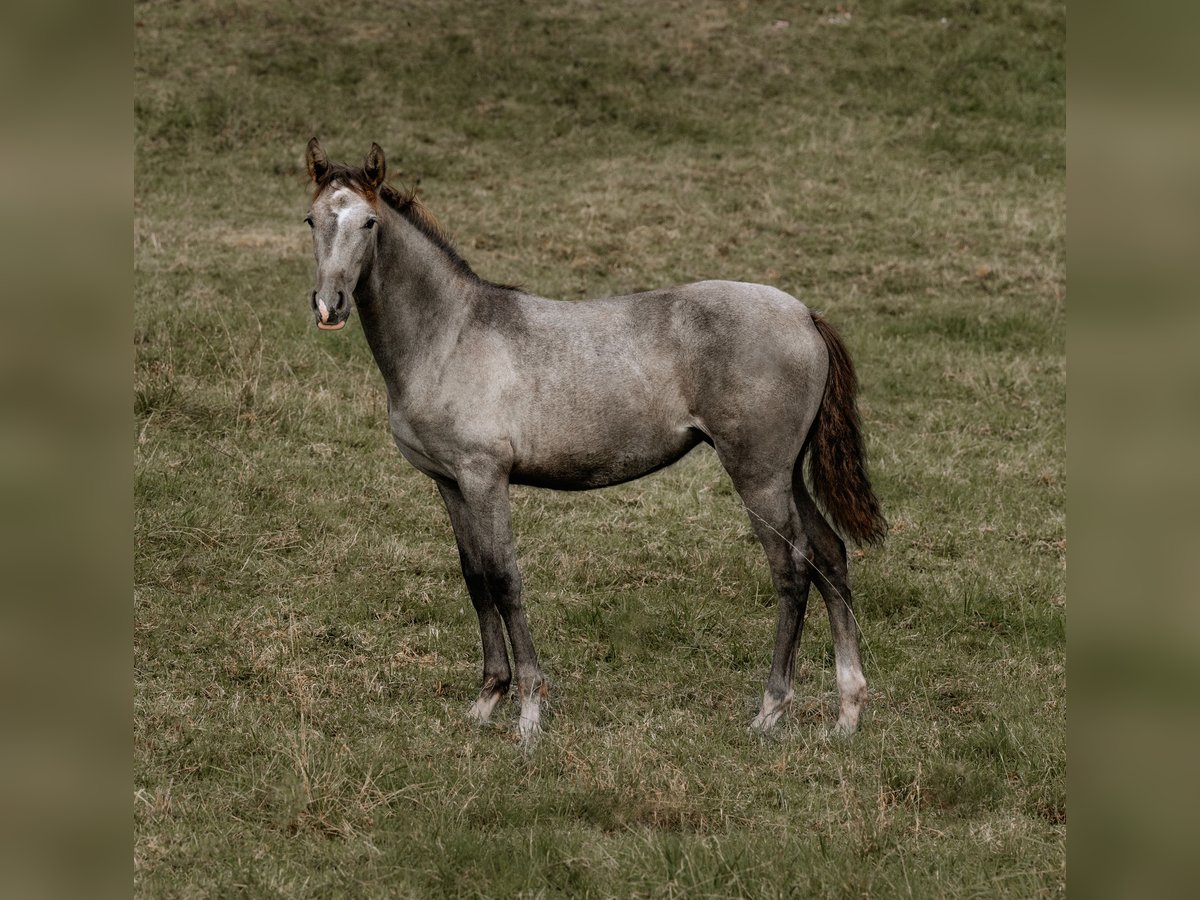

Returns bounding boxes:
[335,290,347,314]
[311,291,318,311]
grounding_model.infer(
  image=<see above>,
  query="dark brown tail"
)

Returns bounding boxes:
[805,313,887,545]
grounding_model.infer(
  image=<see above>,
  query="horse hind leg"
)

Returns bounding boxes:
[726,470,814,733]
[792,467,868,734]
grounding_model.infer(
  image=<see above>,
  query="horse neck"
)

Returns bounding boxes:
[354,204,475,394]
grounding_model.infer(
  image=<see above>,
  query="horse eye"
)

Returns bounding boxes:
[364,218,377,230]
[303,215,314,228]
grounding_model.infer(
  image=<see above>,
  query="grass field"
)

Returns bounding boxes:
[134,0,1065,895]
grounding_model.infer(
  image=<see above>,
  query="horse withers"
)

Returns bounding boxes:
[301,139,887,744]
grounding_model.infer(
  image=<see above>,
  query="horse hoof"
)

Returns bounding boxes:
[750,689,792,733]
[750,711,782,733]
[467,690,504,724]
[833,718,859,737]
[518,719,542,749]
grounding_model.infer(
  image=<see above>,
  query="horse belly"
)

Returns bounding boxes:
[510,423,702,490]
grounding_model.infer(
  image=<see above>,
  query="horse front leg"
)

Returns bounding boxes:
[439,483,511,724]
[449,471,547,745]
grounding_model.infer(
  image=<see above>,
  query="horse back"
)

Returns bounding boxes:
[450,281,826,487]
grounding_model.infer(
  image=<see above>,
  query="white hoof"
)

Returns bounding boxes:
[750,690,792,732]
[749,711,780,732]
[467,690,504,724]
[834,704,862,736]
[518,702,542,747]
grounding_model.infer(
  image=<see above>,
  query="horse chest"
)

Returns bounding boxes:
[387,406,454,480]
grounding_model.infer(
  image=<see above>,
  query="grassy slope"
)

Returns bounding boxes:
[135,1,1065,896]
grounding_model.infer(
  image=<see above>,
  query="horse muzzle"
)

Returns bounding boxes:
[312,290,351,331]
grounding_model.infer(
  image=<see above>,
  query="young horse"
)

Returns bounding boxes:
[302,139,886,743]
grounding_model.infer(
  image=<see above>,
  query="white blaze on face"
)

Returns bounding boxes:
[329,187,372,229]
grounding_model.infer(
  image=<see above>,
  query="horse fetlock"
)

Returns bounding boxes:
[834,665,867,735]
[515,672,548,700]
[466,674,511,724]
[836,664,867,705]
[481,672,511,696]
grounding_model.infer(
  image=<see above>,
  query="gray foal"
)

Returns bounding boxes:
[302,140,886,744]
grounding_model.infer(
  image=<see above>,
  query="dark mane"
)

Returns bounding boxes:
[313,163,518,292]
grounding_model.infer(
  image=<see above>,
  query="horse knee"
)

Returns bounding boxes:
[486,564,522,606]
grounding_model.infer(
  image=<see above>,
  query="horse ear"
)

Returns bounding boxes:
[306,137,329,183]
[364,142,386,189]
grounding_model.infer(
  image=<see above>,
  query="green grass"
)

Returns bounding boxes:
[135,0,1065,895]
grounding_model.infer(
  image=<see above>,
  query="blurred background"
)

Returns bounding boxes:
[0,1,128,899]
[1071,2,1200,897]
